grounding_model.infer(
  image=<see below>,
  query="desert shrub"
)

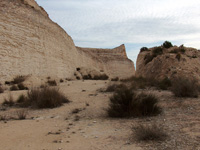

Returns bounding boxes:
[111,77,119,81]
[136,93,161,116]
[2,95,15,107]
[17,94,26,104]
[133,124,168,141]
[76,68,81,71]
[82,74,92,80]
[60,79,64,83]
[71,108,82,114]
[10,85,19,91]
[107,86,161,118]
[18,83,28,90]
[93,74,109,80]
[5,81,11,85]
[13,76,26,84]
[171,77,199,97]
[158,77,172,90]
[47,80,57,86]
[163,41,173,49]
[21,87,69,108]
[16,110,28,120]
[76,76,80,80]
[140,47,149,53]
[0,86,4,93]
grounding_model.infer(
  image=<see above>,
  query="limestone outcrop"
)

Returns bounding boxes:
[0,0,135,82]
[136,45,200,80]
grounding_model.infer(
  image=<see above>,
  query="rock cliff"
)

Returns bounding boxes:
[136,44,200,81]
[0,0,135,82]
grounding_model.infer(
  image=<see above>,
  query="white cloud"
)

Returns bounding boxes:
[35,0,200,63]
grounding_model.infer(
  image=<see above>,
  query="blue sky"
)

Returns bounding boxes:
[35,0,200,63]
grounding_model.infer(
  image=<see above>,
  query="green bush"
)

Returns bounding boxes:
[13,76,26,84]
[18,83,28,90]
[47,80,57,86]
[133,124,168,141]
[163,41,173,49]
[19,87,69,108]
[171,77,199,98]
[158,77,172,90]
[10,85,19,91]
[140,47,149,53]
[107,86,161,118]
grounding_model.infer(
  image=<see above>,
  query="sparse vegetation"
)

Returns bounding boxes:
[133,124,168,141]
[83,74,109,80]
[111,77,119,81]
[16,110,28,120]
[171,77,199,98]
[140,47,149,53]
[163,41,173,49]
[71,108,82,114]
[13,75,26,84]
[107,86,161,118]
[18,83,28,90]
[10,85,19,91]
[47,80,57,86]
[18,87,69,108]
[60,79,64,83]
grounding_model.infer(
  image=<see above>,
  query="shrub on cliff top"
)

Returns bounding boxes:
[163,41,173,49]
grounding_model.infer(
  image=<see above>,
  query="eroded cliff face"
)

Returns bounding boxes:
[136,45,200,81]
[76,44,135,79]
[0,0,135,82]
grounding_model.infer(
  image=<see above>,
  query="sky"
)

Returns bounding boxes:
[35,0,200,63]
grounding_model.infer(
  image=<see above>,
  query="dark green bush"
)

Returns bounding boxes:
[10,85,19,91]
[18,83,28,90]
[171,77,199,97]
[111,77,119,81]
[20,87,69,108]
[163,41,173,49]
[0,86,4,93]
[60,79,64,83]
[13,76,26,84]
[47,80,57,86]
[108,86,161,118]
[140,47,149,53]
[133,124,168,141]
[158,77,172,90]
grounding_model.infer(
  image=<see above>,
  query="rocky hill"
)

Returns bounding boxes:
[136,43,200,81]
[0,0,135,82]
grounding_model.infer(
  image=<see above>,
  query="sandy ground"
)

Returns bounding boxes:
[0,80,200,150]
